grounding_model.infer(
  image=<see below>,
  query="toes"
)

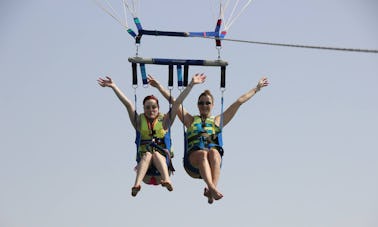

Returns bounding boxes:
[209,188,223,200]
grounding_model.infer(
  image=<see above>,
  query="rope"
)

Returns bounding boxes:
[121,0,130,28]
[202,36,378,53]
[93,0,127,28]
[168,88,173,153]
[220,90,225,131]
[223,0,253,32]
[133,87,138,128]
[122,0,138,18]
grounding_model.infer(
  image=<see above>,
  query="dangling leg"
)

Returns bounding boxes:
[204,148,222,203]
[190,150,223,201]
[151,152,173,192]
[209,148,222,188]
[132,152,152,197]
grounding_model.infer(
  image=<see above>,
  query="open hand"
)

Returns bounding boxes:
[97,76,114,88]
[257,77,269,89]
[147,74,159,88]
[191,73,206,85]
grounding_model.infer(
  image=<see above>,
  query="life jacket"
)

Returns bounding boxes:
[138,113,167,153]
[186,115,223,151]
[135,113,174,180]
[183,115,224,177]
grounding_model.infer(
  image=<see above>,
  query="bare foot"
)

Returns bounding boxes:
[208,187,223,201]
[203,188,214,204]
[161,180,173,192]
[131,185,141,197]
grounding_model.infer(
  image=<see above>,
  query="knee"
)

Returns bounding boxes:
[208,149,221,163]
[151,151,164,161]
[190,150,208,163]
[141,152,152,161]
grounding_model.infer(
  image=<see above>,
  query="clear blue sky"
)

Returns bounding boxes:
[1,1,377,227]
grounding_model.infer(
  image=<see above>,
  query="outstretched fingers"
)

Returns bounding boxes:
[147,74,158,87]
[97,76,113,87]
[192,73,206,84]
[259,77,269,88]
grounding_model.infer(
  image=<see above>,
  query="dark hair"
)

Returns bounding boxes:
[143,95,159,108]
[198,90,214,103]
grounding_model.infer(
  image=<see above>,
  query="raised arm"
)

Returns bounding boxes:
[215,77,269,127]
[168,73,206,124]
[148,74,205,128]
[97,76,138,130]
[147,74,174,103]
[148,74,196,128]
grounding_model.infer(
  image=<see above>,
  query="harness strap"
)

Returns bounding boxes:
[177,65,183,87]
[187,133,218,144]
[140,138,165,145]
[140,63,148,86]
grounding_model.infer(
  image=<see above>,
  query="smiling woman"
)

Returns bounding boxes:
[149,74,270,204]
[97,73,206,197]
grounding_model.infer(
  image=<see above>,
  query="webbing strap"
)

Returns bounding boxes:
[220,66,226,88]
[127,28,137,38]
[177,65,183,87]
[167,88,173,149]
[133,17,143,30]
[215,19,222,47]
[187,31,219,37]
[218,91,224,147]
[140,29,189,37]
[139,63,147,86]
[183,65,189,87]
[168,65,173,87]
[132,63,137,86]
[220,93,224,130]
[134,89,139,161]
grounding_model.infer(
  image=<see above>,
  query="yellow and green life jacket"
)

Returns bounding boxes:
[138,113,167,152]
[183,115,224,177]
[135,113,174,176]
[186,115,223,151]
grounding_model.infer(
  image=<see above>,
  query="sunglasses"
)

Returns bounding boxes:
[197,101,212,106]
[145,105,158,110]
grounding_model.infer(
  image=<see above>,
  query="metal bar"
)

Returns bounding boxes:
[128,57,228,67]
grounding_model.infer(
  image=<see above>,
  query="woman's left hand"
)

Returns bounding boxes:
[191,73,206,85]
[257,77,269,89]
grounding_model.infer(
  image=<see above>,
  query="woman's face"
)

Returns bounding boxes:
[143,99,159,120]
[197,95,213,117]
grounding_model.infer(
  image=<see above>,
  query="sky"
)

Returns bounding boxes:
[1,0,377,227]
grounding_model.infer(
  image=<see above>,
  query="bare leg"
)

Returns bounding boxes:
[204,148,222,203]
[132,152,152,196]
[208,148,222,187]
[151,152,173,191]
[190,150,223,201]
